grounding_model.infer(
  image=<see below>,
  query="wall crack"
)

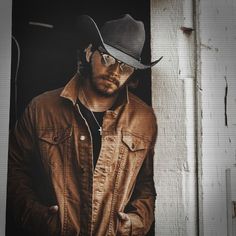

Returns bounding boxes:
[224,76,228,127]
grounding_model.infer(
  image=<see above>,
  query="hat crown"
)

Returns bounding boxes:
[100,14,145,60]
[76,14,162,69]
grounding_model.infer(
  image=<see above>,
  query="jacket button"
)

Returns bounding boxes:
[131,143,135,150]
[80,135,86,141]
[53,136,59,142]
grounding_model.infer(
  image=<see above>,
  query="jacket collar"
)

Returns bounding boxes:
[60,73,129,109]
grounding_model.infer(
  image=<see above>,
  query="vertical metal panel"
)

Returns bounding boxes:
[0,0,12,235]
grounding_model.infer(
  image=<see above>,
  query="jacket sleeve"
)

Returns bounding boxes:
[125,123,157,236]
[7,100,59,235]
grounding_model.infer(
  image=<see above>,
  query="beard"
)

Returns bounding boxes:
[86,63,127,97]
[90,75,122,97]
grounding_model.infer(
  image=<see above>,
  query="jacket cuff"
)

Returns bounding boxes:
[127,213,145,236]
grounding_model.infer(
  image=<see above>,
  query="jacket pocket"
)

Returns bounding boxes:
[38,126,72,145]
[120,131,150,172]
[37,126,73,170]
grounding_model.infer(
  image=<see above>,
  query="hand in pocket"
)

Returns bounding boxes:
[117,212,131,236]
[46,205,60,236]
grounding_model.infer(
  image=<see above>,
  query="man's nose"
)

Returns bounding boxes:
[109,62,121,77]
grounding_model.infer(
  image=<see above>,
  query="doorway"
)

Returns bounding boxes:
[7,0,154,235]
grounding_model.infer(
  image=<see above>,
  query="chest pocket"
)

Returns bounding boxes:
[37,127,73,169]
[120,131,150,171]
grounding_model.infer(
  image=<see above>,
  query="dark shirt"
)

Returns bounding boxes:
[77,99,105,168]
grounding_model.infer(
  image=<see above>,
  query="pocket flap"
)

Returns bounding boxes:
[38,127,72,144]
[122,132,148,151]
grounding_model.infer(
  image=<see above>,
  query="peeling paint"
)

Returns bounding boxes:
[183,161,190,172]
[196,81,202,91]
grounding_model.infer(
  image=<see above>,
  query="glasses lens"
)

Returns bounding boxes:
[98,48,134,74]
[101,54,116,67]
[120,63,134,74]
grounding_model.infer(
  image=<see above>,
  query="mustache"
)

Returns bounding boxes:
[102,75,120,87]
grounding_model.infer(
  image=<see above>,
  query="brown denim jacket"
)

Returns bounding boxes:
[7,75,157,236]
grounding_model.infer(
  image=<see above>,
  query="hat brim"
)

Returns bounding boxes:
[77,15,163,70]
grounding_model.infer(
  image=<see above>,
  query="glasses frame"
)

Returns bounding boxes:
[97,47,135,74]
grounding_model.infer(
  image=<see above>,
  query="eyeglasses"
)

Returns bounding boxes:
[97,47,135,75]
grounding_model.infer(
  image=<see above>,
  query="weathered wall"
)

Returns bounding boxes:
[151,0,197,235]
[151,0,236,235]
[197,0,236,235]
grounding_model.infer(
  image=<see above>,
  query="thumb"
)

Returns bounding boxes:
[118,212,129,221]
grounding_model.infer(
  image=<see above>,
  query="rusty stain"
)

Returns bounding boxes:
[180,26,194,36]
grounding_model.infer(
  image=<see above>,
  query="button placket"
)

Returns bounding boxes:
[53,136,59,143]
[92,135,117,206]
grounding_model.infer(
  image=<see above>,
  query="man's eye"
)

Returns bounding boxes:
[104,55,110,60]
[105,55,116,64]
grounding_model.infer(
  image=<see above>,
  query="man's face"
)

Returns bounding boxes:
[85,46,135,97]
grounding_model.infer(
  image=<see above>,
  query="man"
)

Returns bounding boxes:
[7,14,162,236]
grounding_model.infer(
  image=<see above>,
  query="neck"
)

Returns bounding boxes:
[79,80,118,112]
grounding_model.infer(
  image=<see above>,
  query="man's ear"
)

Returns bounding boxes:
[85,44,93,63]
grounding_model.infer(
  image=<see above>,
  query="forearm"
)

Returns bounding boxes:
[124,147,157,235]
[125,181,156,235]
[7,102,60,235]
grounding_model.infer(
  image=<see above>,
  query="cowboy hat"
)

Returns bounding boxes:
[76,14,163,69]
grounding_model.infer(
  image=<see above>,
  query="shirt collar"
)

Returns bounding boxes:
[60,73,129,108]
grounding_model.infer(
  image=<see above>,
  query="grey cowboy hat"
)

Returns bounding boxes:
[76,14,163,69]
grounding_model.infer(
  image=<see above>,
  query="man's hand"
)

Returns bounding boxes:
[117,212,131,236]
[46,205,60,235]
[48,205,59,214]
